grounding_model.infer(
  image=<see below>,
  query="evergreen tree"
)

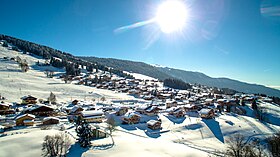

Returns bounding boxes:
[75,120,93,148]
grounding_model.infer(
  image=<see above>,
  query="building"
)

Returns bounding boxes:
[144,105,160,116]
[42,117,60,125]
[199,109,215,119]
[24,104,55,116]
[122,112,141,124]
[15,114,35,126]
[81,110,105,123]
[147,120,162,130]
[21,95,37,104]
[115,106,128,116]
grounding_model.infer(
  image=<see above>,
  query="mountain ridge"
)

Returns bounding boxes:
[79,56,280,97]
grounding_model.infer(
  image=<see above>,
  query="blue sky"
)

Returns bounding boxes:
[0,0,279,89]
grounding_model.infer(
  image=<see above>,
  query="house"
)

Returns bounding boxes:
[199,108,215,119]
[166,99,177,108]
[122,112,141,124]
[21,95,37,104]
[172,107,185,118]
[72,100,79,105]
[115,106,128,116]
[15,114,35,126]
[0,103,10,110]
[42,117,59,125]
[0,125,4,133]
[91,126,108,139]
[70,106,84,115]
[144,105,160,116]
[147,120,162,130]
[24,104,55,116]
[81,110,105,123]
[182,104,198,112]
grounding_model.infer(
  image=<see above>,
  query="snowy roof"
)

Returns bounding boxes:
[25,104,55,112]
[0,103,9,107]
[81,110,104,117]
[123,112,141,119]
[42,117,59,122]
[16,114,36,120]
[200,109,213,115]
[71,105,83,113]
[147,120,161,126]
[21,95,37,100]
[145,106,158,112]
[183,104,195,108]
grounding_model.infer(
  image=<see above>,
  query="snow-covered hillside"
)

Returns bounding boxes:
[0,45,280,157]
[0,46,135,103]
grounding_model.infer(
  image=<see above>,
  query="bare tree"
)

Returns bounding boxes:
[48,92,57,105]
[42,132,72,157]
[267,132,280,157]
[18,59,29,72]
[219,134,268,157]
[106,115,116,145]
[45,70,54,78]
[100,96,106,102]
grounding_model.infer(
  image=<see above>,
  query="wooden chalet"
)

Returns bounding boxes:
[199,108,215,119]
[122,112,141,124]
[24,104,54,116]
[166,99,177,108]
[21,95,37,104]
[15,114,35,126]
[147,120,162,130]
[115,106,128,116]
[0,103,10,110]
[144,105,160,116]
[72,100,79,105]
[42,117,59,125]
[80,110,105,123]
[172,107,185,118]
[91,126,108,139]
[183,104,198,112]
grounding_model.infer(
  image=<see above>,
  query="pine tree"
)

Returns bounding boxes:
[75,120,93,148]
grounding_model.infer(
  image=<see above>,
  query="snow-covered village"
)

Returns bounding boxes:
[1,1,280,157]
[0,37,280,157]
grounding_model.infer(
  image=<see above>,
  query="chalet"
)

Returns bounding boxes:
[172,107,185,118]
[21,95,37,104]
[24,104,55,116]
[183,104,198,112]
[147,120,162,130]
[199,108,215,119]
[166,99,177,108]
[144,105,160,116]
[91,126,108,139]
[205,99,214,105]
[0,103,10,110]
[0,125,4,133]
[72,100,79,105]
[81,110,105,123]
[115,106,128,116]
[42,117,60,125]
[122,112,141,124]
[15,114,35,126]
[69,106,84,115]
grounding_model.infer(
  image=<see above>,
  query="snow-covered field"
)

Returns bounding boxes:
[0,46,280,157]
[0,46,135,103]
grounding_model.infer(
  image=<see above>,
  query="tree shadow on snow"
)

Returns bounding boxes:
[202,119,224,143]
[185,123,203,130]
[67,143,89,157]
[145,129,161,138]
[164,115,186,124]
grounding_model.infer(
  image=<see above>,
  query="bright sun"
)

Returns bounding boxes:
[155,0,188,34]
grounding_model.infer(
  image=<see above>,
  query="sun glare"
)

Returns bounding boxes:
[155,0,188,34]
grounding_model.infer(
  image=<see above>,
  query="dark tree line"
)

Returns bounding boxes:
[0,34,134,78]
[163,78,191,90]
